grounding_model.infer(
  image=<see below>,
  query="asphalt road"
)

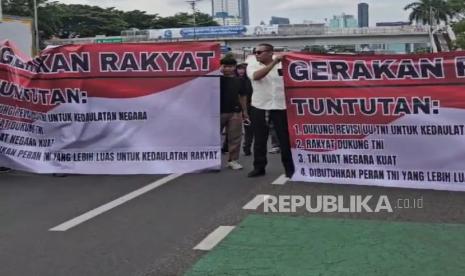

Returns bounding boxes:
[1,154,465,276]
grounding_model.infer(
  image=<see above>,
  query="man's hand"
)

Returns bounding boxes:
[253,54,284,80]
[242,111,250,125]
[242,111,249,121]
[273,54,283,64]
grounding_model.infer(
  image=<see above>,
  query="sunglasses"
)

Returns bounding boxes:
[254,50,271,55]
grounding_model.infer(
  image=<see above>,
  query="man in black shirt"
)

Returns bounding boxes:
[220,56,248,170]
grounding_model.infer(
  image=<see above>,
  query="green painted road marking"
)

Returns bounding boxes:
[186,215,465,276]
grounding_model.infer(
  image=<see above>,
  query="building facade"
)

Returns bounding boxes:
[212,0,249,26]
[358,3,369,27]
[329,13,358,28]
[239,0,249,25]
[270,16,290,25]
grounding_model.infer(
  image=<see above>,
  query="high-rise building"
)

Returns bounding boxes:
[358,3,369,27]
[239,0,249,25]
[270,16,290,25]
[212,0,249,25]
[329,13,358,28]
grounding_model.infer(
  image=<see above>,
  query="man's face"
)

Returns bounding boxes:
[254,45,273,63]
[222,64,236,76]
[236,67,246,76]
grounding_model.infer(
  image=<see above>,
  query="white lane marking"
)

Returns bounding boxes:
[242,194,271,210]
[49,174,183,232]
[272,174,289,185]
[193,226,236,251]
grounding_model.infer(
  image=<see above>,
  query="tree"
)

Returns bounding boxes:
[448,0,465,16]
[2,0,48,17]
[404,0,453,25]
[56,5,128,38]
[153,13,192,28]
[37,2,66,39]
[453,20,465,48]
[2,1,218,42]
[152,12,218,29]
[446,0,465,48]
[194,12,219,27]
[121,10,160,30]
[452,5,465,49]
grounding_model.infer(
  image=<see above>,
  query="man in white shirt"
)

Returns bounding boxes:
[246,43,295,178]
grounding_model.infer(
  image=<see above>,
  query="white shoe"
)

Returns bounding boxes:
[227,160,243,170]
[268,147,280,154]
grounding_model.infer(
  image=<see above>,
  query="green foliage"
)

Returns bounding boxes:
[2,0,217,40]
[453,20,465,48]
[448,0,465,14]
[57,5,129,37]
[449,0,465,48]
[2,0,48,17]
[404,0,465,48]
[152,12,218,29]
[121,10,160,30]
[404,0,453,25]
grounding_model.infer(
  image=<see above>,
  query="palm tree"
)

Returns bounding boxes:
[448,0,465,20]
[404,0,453,25]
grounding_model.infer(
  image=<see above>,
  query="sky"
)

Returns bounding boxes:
[58,0,415,26]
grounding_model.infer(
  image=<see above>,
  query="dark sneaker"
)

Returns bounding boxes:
[285,171,294,178]
[0,167,11,173]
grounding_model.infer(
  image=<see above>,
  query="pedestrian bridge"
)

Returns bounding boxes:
[46,26,431,53]
[221,26,430,51]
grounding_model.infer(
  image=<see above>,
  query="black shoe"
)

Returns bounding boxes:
[285,170,295,178]
[248,169,265,177]
[0,167,11,173]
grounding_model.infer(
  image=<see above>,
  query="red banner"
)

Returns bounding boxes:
[283,52,465,191]
[0,41,221,174]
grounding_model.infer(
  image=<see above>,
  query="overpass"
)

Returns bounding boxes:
[46,26,431,54]
[221,27,430,52]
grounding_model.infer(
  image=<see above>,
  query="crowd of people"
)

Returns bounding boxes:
[220,43,294,178]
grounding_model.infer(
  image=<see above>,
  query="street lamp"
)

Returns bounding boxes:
[186,0,202,39]
[0,0,3,22]
[428,5,439,53]
[33,0,40,53]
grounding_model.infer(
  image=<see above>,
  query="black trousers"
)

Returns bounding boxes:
[243,123,253,152]
[250,106,295,177]
[243,102,253,152]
